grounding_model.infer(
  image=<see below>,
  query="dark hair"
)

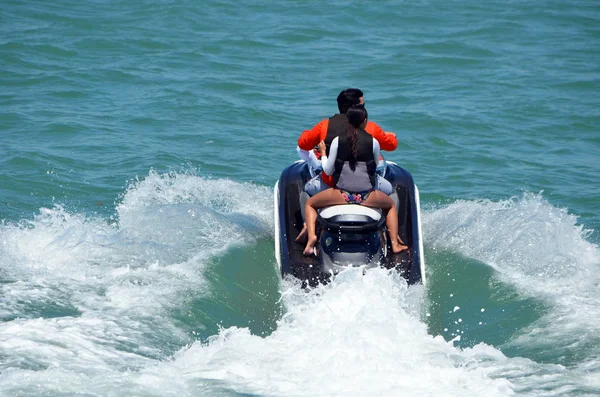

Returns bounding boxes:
[337,88,364,114]
[345,104,368,171]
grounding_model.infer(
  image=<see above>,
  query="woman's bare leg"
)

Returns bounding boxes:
[386,207,408,253]
[303,189,347,255]
[295,223,308,243]
[363,191,408,254]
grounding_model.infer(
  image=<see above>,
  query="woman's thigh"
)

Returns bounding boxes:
[308,188,348,209]
[363,190,393,210]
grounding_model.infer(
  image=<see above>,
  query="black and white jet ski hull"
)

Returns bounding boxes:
[274,161,425,287]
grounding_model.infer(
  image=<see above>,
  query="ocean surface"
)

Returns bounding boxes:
[1,0,599,395]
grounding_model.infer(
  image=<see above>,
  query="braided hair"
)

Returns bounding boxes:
[345,104,368,171]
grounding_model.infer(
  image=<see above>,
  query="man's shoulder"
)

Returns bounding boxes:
[365,120,384,133]
[298,118,330,149]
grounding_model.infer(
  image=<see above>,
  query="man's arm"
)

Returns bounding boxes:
[297,119,329,151]
[365,121,397,151]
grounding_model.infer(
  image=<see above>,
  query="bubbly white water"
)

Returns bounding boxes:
[0,172,273,396]
[1,174,599,396]
[425,193,600,394]
[156,269,517,397]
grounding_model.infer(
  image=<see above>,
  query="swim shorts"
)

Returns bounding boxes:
[340,189,374,205]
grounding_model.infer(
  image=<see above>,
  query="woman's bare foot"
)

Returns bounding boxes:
[295,223,308,243]
[391,235,408,254]
[303,235,318,256]
[391,242,409,254]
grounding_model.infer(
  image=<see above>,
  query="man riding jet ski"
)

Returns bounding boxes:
[301,105,407,257]
[297,88,398,197]
[275,91,425,287]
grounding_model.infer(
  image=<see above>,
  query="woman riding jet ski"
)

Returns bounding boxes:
[274,105,425,287]
[302,105,407,256]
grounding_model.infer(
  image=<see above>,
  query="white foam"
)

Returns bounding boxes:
[2,179,598,396]
[423,192,600,384]
[0,171,276,396]
[424,191,599,288]
[150,269,515,397]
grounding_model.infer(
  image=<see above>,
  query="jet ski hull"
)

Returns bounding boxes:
[274,161,425,286]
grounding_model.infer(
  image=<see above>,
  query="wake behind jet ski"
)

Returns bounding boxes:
[274,159,425,287]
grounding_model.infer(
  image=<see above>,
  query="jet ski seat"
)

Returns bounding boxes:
[318,205,385,232]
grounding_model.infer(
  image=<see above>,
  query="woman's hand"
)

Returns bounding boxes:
[317,140,326,156]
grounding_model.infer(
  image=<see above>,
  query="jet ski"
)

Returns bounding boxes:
[274,159,425,287]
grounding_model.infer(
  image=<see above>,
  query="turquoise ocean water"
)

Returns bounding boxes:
[1,0,599,395]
